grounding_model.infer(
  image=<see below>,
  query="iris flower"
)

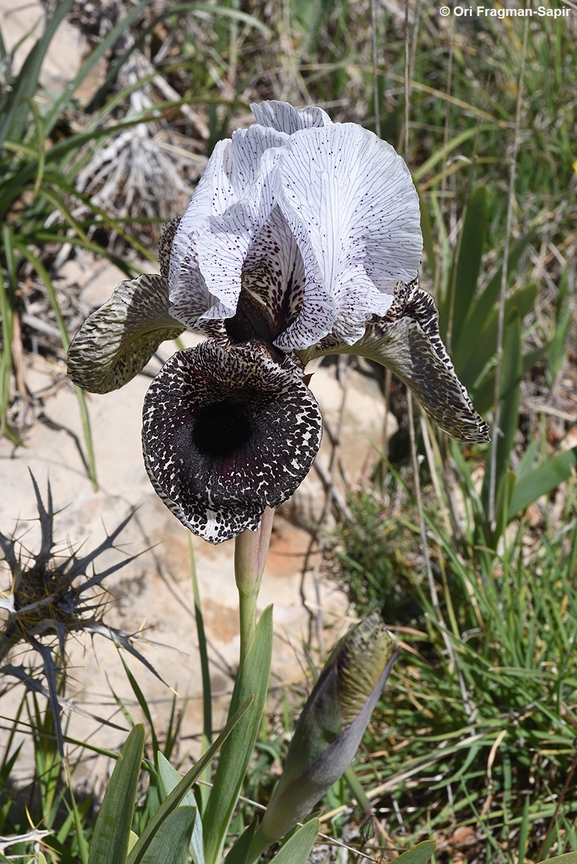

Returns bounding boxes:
[68,100,489,543]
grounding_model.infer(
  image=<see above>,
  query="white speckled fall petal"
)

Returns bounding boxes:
[274,123,423,350]
[67,274,185,393]
[250,99,333,133]
[297,280,490,444]
[142,341,323,543]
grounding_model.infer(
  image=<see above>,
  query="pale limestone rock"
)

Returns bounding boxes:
[0,0,84,94]
[285,363,398,528]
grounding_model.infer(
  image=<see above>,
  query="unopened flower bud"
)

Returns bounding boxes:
[250,612,397,857]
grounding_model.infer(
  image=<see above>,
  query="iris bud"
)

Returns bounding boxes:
[249,611,397,859]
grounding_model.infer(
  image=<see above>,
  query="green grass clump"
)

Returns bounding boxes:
[335,488,422,625]
[333,467,577,860]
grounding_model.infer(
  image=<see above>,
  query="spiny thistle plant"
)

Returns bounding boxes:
[0,474,161,755]
[65,101,489,862]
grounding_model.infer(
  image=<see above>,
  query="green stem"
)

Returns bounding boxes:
[234,508,274,665]
[238,590,258,666]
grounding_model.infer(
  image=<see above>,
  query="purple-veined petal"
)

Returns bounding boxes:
[251,99,333,133]
[274,123,422,350]
[168,139,233,329]
[171,127,288,331]
[67,274,185,393]
[297,280,490,444]
[194,147,281,325]
[142,340,322,543]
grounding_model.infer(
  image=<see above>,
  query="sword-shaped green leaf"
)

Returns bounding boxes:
[127,697,254,864]
[139,807,196,864]
[442,186,487,346]
[88,724,145,864]
[508,447,577,521]
[203,606,273,864]
[158,753,205,864]
[271,819,320,864]
[394,841,436,864]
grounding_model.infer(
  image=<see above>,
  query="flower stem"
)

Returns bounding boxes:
[238,590,258,666]
[234,507,274,664]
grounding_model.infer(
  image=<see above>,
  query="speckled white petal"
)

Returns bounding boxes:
[238,206,307,339]
[251,100,333,133]
[169,127,289,329]
[194,147,283,324]
[229,123,288,196]
[168,139,233,328]
[275,123,422,350]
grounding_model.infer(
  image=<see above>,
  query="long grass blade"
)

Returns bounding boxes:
[488,16,529,526]
[0,226,20,444]
[188,535,212,810]
[88,724,145,864]
[11,241,98,489]
[0,0,75,149]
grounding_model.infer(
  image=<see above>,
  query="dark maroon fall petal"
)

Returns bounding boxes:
[142,340,322,543]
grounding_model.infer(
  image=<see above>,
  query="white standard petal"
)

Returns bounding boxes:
[194,146,284,324]
[229,123,288,197]
[168,138,234,328]
[251,100,333,134]
[169,126,288,329]
[274,123,423,350]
